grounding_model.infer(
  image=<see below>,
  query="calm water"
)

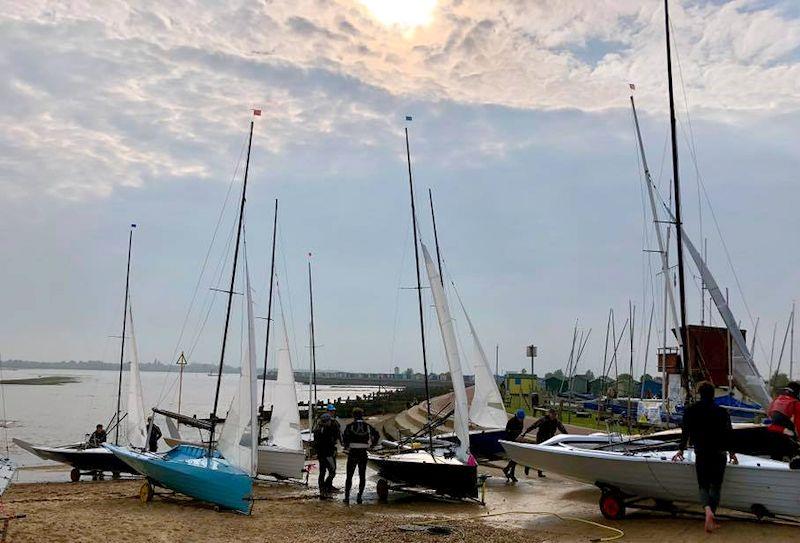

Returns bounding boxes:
[0,368,382,481]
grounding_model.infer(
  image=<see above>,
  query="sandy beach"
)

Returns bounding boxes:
[4,463,797,543]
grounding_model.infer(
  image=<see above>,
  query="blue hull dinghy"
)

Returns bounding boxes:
[105,444,253,514]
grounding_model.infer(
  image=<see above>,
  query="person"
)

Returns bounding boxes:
[88,424,107,447]
[342,407,380,504]
[521,408,567,477]
[145,417,162,453]
[672,381,737,533]
[766,381,800,467]
[501,409,526,482]
[313,411,342,499]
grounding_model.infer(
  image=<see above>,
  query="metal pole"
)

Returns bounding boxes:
[115,225,135,445]
[208,120,254,453]
[404,124,434,452]
[260,199,278,414]
[308,255,318,412]
[428,188,444,286]
[664,0,691,398]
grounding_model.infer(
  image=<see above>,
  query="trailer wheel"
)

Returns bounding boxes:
[139,481,154,504]
[599,493,625,520]
[69,468,81,482]
[376,479,389,502]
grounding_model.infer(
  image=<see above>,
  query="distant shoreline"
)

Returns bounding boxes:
[0,360,464,388]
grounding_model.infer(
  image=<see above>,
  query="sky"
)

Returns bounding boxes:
[1,0,799,381]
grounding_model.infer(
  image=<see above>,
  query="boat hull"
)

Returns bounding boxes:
[501,439,800,517]
[368,451,479,498]
[105,444,253,514]
[14,439,134,473]
[437,428,507,459]
[257,445,306,480]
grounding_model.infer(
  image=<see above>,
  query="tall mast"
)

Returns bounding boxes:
[115,224,135,445]
[308,254,318,417]
[404,122,433,447]
[791,302,796,381]
[664,0,690,395]
[428,189,444,286]
[209,120,254,452]
[260,199,279,418]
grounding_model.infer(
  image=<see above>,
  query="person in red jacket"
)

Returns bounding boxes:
[766,381,800,468]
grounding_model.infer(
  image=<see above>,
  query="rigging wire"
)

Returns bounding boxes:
[387,214,413,373]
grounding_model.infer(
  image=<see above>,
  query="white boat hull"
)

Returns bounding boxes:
[257,445,306,480]
[501,437,800,517]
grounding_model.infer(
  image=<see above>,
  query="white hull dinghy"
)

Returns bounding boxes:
[501,435,800,519]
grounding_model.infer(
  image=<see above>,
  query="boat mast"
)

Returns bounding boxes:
[404,121,434,449]
[308,254,318,419]
[791,302,796,381]
[115,224,135,445]
[427,189,444,286]
[208,120,254,453]
[664,0,690,397]
[260,199,279,429]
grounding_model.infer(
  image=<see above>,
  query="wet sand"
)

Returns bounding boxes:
[3,464,797,542]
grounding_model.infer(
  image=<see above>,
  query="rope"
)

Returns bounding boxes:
[415,510,624,542]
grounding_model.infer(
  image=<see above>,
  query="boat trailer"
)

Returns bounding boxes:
[375,474,489,505]
[595,482,799,525]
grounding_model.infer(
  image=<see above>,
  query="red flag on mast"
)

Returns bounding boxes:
[253,109,262,116]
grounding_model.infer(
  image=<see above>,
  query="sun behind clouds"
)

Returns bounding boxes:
[358,0,438,30]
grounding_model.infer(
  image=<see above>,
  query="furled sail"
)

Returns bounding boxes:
[267,282,303,451]
[218,256,259,476]
[456,298,508,429]
[421,243,470,462]
[670,214,772,407]
[125,304,147,449]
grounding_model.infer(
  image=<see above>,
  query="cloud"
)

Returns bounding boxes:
[0,1,798,201]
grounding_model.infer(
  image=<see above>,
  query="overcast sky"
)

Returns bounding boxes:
[2,0,799,381]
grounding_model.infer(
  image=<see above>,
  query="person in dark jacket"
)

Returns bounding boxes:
[672,381,737,533]
[502,409,526,482]
[313,412,342,499]
[522,408,567,477]
[342,408,380,504]
[88,424,107,447]
[145,417,162,452]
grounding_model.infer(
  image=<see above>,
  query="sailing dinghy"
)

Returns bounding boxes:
[106,119,260,514]
[258,283,306,480]
[369,243,479,501]
[15,231,145,481]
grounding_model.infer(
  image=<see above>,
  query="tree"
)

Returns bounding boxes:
[584,370,595,381]
[771,372,790,395]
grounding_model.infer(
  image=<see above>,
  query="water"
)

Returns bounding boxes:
[0,368,383,481]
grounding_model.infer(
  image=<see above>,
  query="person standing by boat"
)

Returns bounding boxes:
[145,417,162,452]
[521,408,567,477]
[502,409,526,482]
[765,381,800,468]
[87,424,107,447]
[313,411,341,499]
[672,381,737,533]
[341,408,379,504]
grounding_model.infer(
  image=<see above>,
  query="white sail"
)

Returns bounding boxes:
[268,283,303,451]
[125,304,147,449]
[455,299,507,429]
[667,212,772,407]
[218,256,259,476]
[421,243,470,463]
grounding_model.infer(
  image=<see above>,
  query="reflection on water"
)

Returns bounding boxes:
[0,368,383,481]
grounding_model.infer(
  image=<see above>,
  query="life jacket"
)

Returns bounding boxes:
[768,394,799,436]
[345,420,373,449]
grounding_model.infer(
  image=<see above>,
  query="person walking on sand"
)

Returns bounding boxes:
[672,381,737,533]
[521,408,567,477]
[342,408,379,504]
[502,409,526,482]
[313,411,341,499]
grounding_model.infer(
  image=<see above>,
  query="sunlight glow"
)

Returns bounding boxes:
[359,0,438,30]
